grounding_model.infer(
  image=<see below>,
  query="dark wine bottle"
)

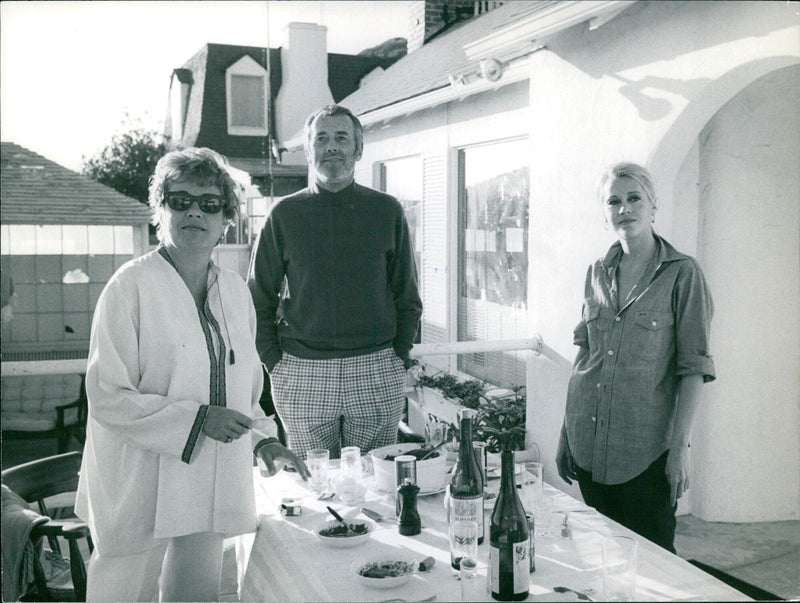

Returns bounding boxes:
[449,408,485,556]
[489,450,530,601]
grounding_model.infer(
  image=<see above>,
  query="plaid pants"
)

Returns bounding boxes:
[269,348,406,459]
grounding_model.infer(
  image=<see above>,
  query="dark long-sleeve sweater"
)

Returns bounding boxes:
[247,182,422,372]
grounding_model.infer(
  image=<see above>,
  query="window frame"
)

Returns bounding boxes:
[225,55,269,137]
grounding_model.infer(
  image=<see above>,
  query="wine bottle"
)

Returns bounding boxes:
[489,450,530,601]
[449,408,485,555]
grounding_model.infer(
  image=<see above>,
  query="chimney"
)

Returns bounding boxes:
[275,22,335,144]
[407,1,503,54]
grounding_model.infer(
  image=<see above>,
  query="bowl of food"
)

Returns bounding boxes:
[370,443,448,494]
[352,555,434,589]
[315,519,373,548]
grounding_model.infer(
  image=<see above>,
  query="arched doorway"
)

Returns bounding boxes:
[657,64,799,521]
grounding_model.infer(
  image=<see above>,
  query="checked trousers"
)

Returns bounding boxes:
[269,348,406,459]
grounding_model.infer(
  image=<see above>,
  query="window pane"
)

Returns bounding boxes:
[231,75,265,127]
[383,156,423,262]
[62,225,89,254]
[113,226,134,254]
[8,225,36,255]
[1,225,9,255]
[36,225,62,254]
[87,226,115,254]
[457,138,529,386]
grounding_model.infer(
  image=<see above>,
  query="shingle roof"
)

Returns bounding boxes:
[0,142,152,225]
[339,2,547,116]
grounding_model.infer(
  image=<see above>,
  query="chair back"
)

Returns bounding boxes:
[1,452,82,514]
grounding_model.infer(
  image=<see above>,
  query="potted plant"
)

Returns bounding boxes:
[410,369,528,455]
[474,386,527,453]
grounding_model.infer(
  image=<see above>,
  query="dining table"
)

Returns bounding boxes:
[236,456,750,602]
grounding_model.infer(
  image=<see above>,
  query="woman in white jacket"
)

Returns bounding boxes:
[76,148,309,602]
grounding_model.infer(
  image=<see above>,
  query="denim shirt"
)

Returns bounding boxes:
[565,234,715,485]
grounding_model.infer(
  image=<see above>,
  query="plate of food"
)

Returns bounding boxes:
[352,555,435,589]
[315,519,374,548]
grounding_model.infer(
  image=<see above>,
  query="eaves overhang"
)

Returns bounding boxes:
[284,0,636,150]
[463,0,636,63]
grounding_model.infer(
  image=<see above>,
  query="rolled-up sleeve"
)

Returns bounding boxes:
[673,259,716,382]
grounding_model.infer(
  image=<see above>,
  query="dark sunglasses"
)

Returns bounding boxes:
[163,191,226,214]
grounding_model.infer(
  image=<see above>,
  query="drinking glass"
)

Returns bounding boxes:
[335,446,366,504]
[459,556,483,601]
[520,461,543,514]
[426,420,448,448]
[449,520,479,574]
[306,449,329,495]
[473,441,488,486]
[602,535,638,601]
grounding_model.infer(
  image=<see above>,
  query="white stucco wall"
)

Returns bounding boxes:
[692,65,800,521]
[525,0,799,520]
[356,0,799,521]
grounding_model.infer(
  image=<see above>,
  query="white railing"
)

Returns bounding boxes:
[409,334,556,361]
[1,359,88,377]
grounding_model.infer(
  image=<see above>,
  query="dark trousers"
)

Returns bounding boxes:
[574,451,677,553]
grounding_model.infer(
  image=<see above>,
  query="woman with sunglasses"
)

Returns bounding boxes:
[76,148,309,602]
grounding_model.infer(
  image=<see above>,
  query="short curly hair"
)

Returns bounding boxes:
[148,147,242,242]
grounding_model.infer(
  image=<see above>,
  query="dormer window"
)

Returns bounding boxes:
[226,55,269,136]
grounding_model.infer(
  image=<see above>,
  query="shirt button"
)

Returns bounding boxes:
[607,350,614,356]
[652,320,657,327]
[592,416,596,422]
[615,316,621,322]
[596,383,601,388]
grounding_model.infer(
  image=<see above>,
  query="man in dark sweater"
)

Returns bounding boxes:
[247,105,423,459]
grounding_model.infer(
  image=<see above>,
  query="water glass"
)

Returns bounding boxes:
[306,449,329,495]
[459,556,483,601]
[335,446,366,504]
[534,494,556,538]
[520,461,543,514]
[473,441,488,486]
[449,520,479,573]
[602,535,638,601]
[426,421,448,448]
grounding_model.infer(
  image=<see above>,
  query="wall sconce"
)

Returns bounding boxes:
[448,57,505,95]
[478,58,504,82]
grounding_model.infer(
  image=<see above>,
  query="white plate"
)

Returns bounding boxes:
[315,519,374,548]
[418,485,447,497]
[352,555,416,589]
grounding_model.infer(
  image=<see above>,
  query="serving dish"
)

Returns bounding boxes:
[370,443,448,494]
[352,555,435,589]
[315,519,373,548]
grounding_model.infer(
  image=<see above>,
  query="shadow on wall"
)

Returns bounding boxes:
[526,348,579,499]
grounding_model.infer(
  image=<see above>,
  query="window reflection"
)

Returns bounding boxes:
[458,138,529,386]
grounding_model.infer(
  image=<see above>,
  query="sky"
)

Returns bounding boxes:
[0,1,410,173]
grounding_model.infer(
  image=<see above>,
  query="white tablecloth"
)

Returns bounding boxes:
[239,467,750,602]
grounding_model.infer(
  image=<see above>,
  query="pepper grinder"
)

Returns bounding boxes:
[397,478,421,536]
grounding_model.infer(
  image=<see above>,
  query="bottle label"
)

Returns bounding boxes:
[451,495,484,539]
[489,539,530,595]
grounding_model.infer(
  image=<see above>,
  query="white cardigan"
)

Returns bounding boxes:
[75,250,277,556]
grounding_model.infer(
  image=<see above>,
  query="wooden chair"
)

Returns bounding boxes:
[1,452,92,601]
[1,375,87,455]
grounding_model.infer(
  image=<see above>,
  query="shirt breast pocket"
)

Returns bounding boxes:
[632,310,674,360]
[583,305,608,351]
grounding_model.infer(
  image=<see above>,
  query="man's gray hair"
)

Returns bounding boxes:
[303,105,364,154]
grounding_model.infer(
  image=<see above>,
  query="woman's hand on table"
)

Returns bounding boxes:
[202,406,252,443]
[257,442,311,480]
